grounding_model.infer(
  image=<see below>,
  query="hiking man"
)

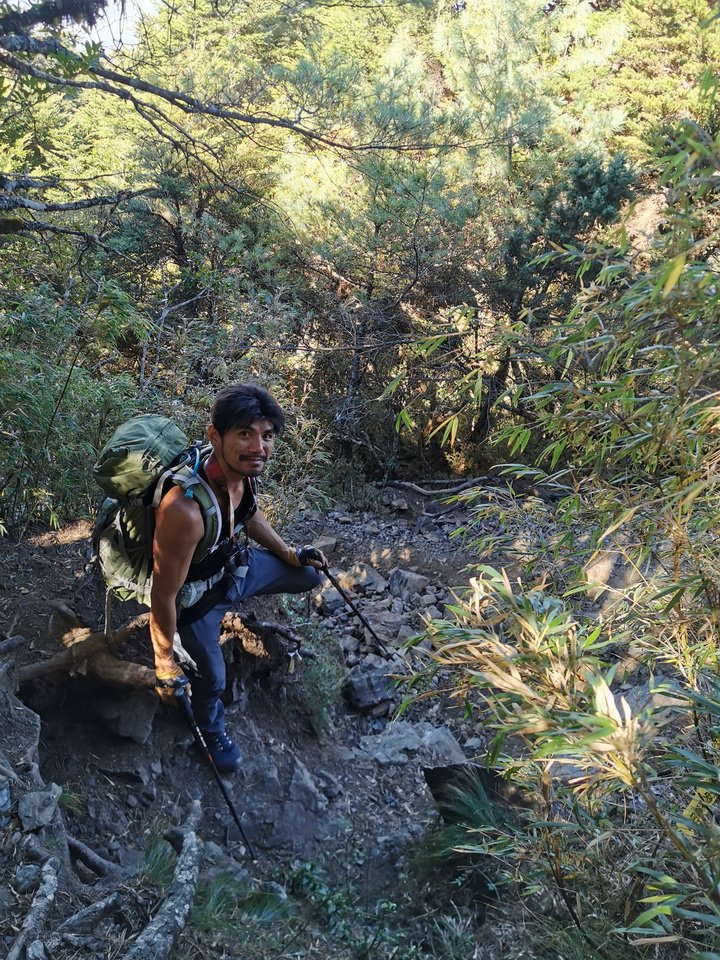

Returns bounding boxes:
[150,384,327,772]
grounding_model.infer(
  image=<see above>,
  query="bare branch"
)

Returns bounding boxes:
[0,0,107,33]
[67,836,123,877]
[0,37,500,153]
[0,187,158,213]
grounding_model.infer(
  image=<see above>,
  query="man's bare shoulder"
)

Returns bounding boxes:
[154,485,204,545]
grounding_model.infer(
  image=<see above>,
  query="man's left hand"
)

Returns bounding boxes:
[296,545,329,569]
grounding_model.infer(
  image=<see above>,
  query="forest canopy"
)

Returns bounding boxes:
[3,0,717,528]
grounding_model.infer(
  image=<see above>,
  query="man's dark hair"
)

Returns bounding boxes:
[211,384,285,436]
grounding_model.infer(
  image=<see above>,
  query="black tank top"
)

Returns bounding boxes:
[177,469,258,624]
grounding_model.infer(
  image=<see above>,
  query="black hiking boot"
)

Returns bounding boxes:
[203,729,242,773]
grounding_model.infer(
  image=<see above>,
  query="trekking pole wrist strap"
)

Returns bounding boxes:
[155,671,189,689]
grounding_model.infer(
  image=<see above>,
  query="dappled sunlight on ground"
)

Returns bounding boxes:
[29,520,92,548]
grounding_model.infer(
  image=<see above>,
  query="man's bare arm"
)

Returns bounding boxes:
[149,487,204,675]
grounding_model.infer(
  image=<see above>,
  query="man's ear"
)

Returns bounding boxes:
[207,424,220,446]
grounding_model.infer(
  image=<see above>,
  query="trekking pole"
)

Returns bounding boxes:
[324,567,394,657]
[297,547,393,658]
[175,689,257,861]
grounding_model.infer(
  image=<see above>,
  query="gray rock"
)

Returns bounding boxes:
[19,784,62,831]
[344,661,395,710]
[314,535,338,555]
[363,611,405,640]
[388,568,430,600]
[288,758,327,813]
[117,848,144,871]
[360,721,466,766]
[396,624,419,646]
[91,690,158,744]
[391,497,409,511]
[26,942,47,960]
[344,666,395,711]
[204,840,229,861]
[316,769,343,799]
[13,863,41,893]
[340,633,360,655]
[336,563,388,595]
[315,585,352,616]
[621,679,685,715]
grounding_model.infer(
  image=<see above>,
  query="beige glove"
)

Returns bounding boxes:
[155,665,191,705]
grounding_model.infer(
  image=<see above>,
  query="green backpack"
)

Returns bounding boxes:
[93,414,223,607]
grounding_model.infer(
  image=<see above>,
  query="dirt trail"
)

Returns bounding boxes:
[1,490,515,960]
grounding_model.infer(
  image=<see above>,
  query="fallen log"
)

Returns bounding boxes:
[378,477,489,496]
[120,801,203,960]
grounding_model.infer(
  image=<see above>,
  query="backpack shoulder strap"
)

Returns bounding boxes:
[153,445,222,562]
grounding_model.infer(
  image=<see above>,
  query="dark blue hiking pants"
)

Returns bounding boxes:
[177,547,322,735]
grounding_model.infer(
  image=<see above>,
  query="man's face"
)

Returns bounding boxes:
[209,417,276,479]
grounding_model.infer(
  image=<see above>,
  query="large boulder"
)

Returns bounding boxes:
[344,666,395,713]
[19,783,62,831]
[388,569,430,601]
[336,563,388,595]
[359,721,465,767]
[90,689,158,744]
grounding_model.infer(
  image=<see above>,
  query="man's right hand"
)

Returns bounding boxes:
[155,665,191,705]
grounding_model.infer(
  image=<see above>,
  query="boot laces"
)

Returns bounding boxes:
[210,730,234,750]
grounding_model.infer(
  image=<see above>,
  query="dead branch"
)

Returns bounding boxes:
[247,619,303,647]
[379,477,490,496]
[67,836,123,878]
[120,801,203,960]
[0,38,498,154]
[6,860,59,960]
[0,187,157,213]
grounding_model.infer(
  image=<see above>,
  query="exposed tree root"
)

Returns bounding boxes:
[18,619,154,688]
[67,836,123,878]
[120,800,203,960]
[7,859,58,960]
[44,892,123,952]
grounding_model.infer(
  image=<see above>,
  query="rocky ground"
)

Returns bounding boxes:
[1,484,532,960]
